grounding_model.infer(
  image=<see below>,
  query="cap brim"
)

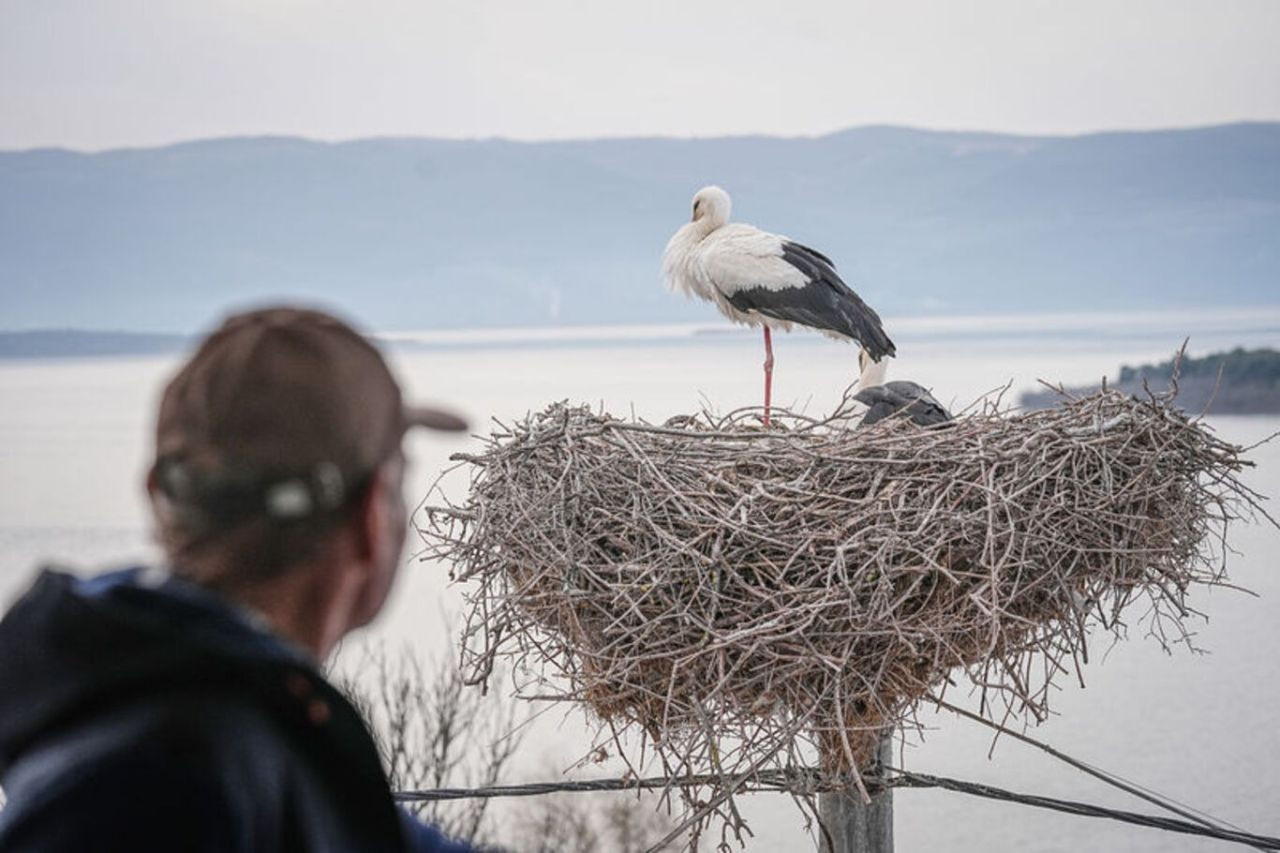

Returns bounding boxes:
[405,404,469,432]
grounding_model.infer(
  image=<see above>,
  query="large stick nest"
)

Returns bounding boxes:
[419,386,1269,840]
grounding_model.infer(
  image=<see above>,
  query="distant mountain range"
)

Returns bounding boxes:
[1,123,1277,334]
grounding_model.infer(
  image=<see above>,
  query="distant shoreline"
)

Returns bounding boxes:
[4,307,1280,360]
[0,330,193,360]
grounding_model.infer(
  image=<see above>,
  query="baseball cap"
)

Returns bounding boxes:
[151,306,466,528]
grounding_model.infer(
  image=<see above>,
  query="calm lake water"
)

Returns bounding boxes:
[2,310,1278,851]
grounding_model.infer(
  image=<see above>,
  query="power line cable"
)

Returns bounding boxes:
[930,697,1265,849]
[891,768,1280,850]
[394,767,1280,850]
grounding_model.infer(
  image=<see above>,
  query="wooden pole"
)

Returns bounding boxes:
[817,736,893,853]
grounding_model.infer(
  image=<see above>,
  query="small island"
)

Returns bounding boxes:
[1021,347,1280,415]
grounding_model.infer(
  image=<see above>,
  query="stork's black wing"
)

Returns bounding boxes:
[855,381,953,427]
[724,241,896,361]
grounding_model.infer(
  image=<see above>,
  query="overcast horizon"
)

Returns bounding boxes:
[3,0,1278,151]
[6,118,1280,156]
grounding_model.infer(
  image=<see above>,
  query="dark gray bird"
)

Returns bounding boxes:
[855,381,953,427]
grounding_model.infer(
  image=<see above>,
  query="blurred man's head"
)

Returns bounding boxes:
[145,307,465,648]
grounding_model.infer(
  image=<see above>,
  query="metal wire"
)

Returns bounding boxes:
[395,768,1280,850]
[892,769,1280,850]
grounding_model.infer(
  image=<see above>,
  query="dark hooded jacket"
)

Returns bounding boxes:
[0,567,471,852]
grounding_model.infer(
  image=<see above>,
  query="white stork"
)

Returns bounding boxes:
[663,186,895,425]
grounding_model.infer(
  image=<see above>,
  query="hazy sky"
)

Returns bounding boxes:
[3,0,1279,151]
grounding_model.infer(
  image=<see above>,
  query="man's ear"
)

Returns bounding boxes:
[355,459,408,567]
[352,467,388,563]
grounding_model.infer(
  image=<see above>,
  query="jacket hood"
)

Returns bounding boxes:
[0,567,315,772]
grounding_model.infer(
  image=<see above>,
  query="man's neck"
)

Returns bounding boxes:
[201,560,361,660]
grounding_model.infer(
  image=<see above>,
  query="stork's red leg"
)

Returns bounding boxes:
[762,326,774,426]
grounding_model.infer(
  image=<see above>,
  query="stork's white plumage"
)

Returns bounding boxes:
[663,186,895,424]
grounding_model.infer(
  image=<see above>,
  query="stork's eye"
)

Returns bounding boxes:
[693,200,701,214]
